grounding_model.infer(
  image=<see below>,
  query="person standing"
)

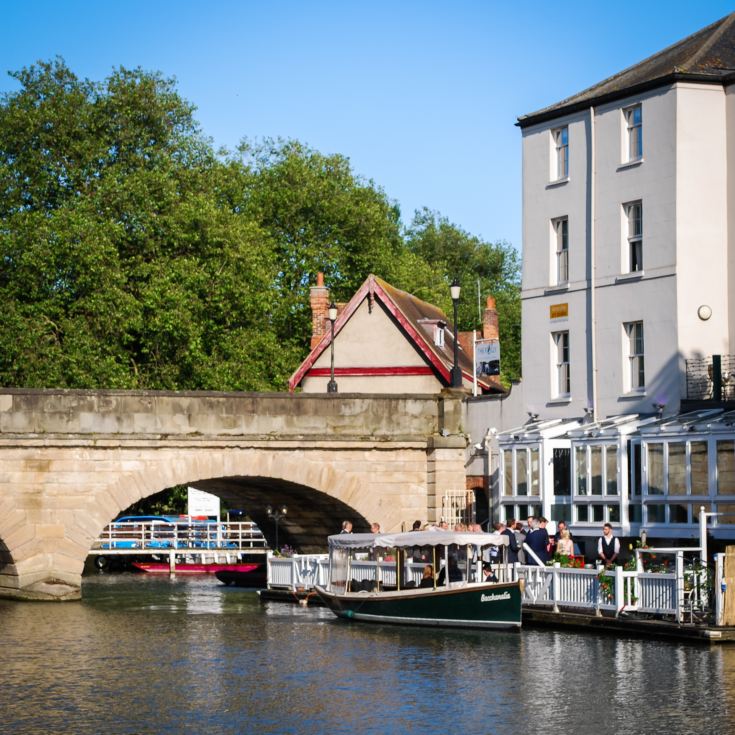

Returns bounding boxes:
[498,521,520,563]
[340,520,353,534]
[598,523,620,567]
[525,517,550,565]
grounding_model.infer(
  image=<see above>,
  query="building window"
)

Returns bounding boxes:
[552,217,569,284]
[668,443,686,495]
[552,448,571,496]
[433,324,445,347]
[691,441,708,496]
[624,201,643,272]
[552,126,569,180]
[606,447,618,495]
[629,440,642,496]
[624,321,645,390]
[501,447,541,498]
[647,443,664,495]
[575,446,587,495]
[624,104,642,161]
[552,331,570,397]
[717,441,735,495]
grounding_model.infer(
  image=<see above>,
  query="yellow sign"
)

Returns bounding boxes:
[550,303,568,319]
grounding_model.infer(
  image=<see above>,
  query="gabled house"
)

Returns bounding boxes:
[289,273,504,395]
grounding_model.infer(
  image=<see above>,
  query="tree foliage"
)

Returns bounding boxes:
[0,59,521,390]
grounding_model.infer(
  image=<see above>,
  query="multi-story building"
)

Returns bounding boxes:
[486,13,735,550]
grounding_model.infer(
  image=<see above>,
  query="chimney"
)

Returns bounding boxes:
[482,296,499,340]
[309,272,330,349]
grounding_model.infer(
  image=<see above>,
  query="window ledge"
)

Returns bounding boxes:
[546,177,569,189]
[615,271,644,283]
[617,158,644,171]
[618,390,646,401]
[547,397,572,406]
[544,283,570,295]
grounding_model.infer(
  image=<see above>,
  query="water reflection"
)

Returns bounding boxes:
[0,575,731,734]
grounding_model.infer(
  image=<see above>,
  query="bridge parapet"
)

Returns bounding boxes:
[0,389,458,441]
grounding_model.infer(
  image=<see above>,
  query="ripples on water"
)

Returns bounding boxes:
[1,574,733,735]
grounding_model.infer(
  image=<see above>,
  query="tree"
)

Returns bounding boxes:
[235,139,406,344]
[0,59,522,391]
[404,209,521,383]
[0,59,295,390]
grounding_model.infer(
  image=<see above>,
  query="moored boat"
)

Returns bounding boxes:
[215,564,267,588]
[132,561,261,575]
[315,530,522,630]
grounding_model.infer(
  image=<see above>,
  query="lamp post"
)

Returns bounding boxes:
[327,301,338,393]
[450,278,463,388]
[266,504,287,552]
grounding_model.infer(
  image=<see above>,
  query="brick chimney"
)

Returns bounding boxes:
[482,296,499,340]
[309,272,330,349]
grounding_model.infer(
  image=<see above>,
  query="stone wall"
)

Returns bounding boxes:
[0,389,467,600]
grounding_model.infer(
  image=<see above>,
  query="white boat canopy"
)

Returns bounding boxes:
[327,530,508,551]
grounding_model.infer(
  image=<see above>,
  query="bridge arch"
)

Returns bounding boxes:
[0,389,467,600]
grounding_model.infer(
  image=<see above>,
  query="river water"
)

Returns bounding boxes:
[1,574,733,735]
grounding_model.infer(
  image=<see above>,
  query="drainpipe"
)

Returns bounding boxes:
[589,105,598,422]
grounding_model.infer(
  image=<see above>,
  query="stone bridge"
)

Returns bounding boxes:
[0,389,468,600]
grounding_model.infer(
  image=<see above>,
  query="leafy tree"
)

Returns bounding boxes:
[0,59,294,390]
[0,59,522,391]
[235,139,405,343]
[404,209,521,383]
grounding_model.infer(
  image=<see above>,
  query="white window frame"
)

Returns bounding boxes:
[551,126,569,180]
[434,324,445,347]
[552,216,569,285]
[552,330,570,397]
[624,320,645,391]
[624,104,642,162]
[623,200,643,273]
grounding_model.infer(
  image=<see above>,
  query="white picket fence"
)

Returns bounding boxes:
[266,550,717,625]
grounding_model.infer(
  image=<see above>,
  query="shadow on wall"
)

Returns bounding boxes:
[0,537,14,574]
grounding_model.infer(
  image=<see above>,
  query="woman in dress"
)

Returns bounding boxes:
[557,529,574,556]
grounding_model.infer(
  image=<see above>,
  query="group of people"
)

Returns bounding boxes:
[338,517,623,569]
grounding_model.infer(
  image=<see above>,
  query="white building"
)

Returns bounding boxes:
[478,13,735,550]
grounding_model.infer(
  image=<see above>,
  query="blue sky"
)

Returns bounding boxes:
[2,1,733,251]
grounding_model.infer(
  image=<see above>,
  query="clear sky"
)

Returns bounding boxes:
[1,1,733,251]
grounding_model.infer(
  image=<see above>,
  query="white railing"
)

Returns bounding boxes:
[517,561,709,623]
[92,520,268,552]
[265,549,716,625]
[267,554,329,589]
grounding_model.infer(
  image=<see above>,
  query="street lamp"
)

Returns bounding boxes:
[450,278,463,388]
[266,504,287,552]
[327,301,338,393]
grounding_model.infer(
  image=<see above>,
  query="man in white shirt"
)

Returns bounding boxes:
[598,523,620,568]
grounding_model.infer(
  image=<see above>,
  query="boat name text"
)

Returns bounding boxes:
[481,592,511,603]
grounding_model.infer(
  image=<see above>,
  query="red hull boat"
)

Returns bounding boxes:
[132,561,261,575]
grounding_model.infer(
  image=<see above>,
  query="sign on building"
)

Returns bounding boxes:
[187,486,220,519]
[475,338,500,377]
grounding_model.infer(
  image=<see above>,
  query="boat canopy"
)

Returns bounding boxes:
[327,530,508,551]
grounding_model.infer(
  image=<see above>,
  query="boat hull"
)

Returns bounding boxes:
[315,581,522,630]
[132,562,261,576]
[214,565,267,588]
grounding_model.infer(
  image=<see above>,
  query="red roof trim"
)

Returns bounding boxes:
[288,274,496,392]
[307,366,435,377]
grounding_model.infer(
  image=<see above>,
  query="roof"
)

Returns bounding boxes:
[327,530,509,551]
[518,13,735,128]
[289,274,502,393]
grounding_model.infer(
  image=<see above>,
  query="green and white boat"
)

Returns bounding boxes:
[315,530,522,630]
